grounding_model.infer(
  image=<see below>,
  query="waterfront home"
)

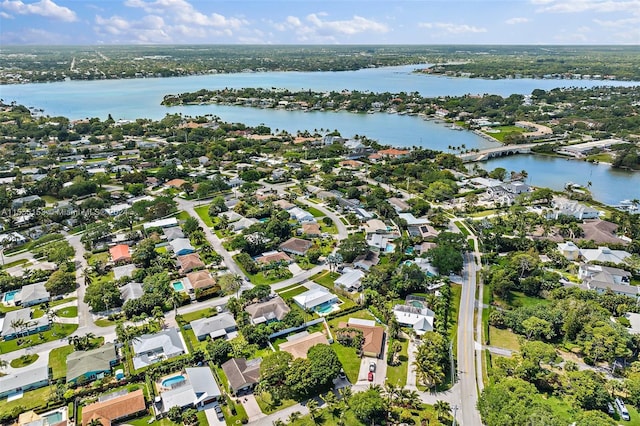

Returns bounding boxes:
[81,389,146,426]
[546,197,600,220]
[279,331,330,359]
[131,328,186,370]
[169,238,195,256]
[338,318,385,358]
[15,281,49,307]
[157,367,221,413]
[245,296,290,325]
[66,343,118,384]
[377,148,410,159]
[0,365,49,399]
[292,285,339,312]
[190,313,237,341]
[334,268,365,292]
[109,244,132,263]
[393,304,435,336]
[221,358,262,395]
[408,224,439,240]
[279,237,313,256]
[1,308,50,340]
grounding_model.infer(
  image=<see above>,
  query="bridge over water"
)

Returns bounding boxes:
[457,143,539,162]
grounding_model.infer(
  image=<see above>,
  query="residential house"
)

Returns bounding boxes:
[231,217,258,232]
[163,227,185,241]
[279,237,313,256]
[334,268,365,292]
[408,224,439,240]
[119,282,144,303]
[219,210,243,223]
[1,308,51,340]
[273,199,295,210]
[362,219,387,235]
[245,297,290,325]
[143,217,178,229]
[0,365,49,399]
[113,264,137,281]
[255,251,293,266]
[131,328,186,370]
[190,313,237,341]
[16,282,49,307]
[81,389,146,426]
[164,178,187,189]
[292,285,339,312]
[289,207,315,223]
[579,264,636,297]
[177,253,205,274]
[186,270,217,291]
[104,203,131,217]
[301,222,322,237]
[11,195,42,209]
[393,304,435,335]
[398,213,430,226]
[580,246,631,265]
[66,343,118,384]
[546,197,600,220]
[109,244,132,263]
[353,251,380,271]
[157,367,221,413]
[169,238,195,256]
[280,331,330,359]
[221,358,262,395]
[388,197,411,213]
[557,241,580,261]
[338,318,385,358]
[377,148,410,159]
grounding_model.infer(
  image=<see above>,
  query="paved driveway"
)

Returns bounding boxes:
[356,356,386,385]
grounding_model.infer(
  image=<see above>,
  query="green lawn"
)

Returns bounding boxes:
[454,221,470,236]
[56,306,78,318]
[10,353,39,368]
[194,205,214,227]
[482,125,526,142]
[94,318,116,327]
[1,385,51,414]
[488,326,521,352]
[0,258,29,269]
[0,323,78,354]
[289,408,366,426]
[305,206,325,218]
[509,291,550,309]
[331,343,361,384]
[178,307,218,324]
[386,337,409,387]
[127,411,208,426]
[49,344,75,379]
[175,210,191,221]
[312,271,340,290]
[278,286,307,301]
[276,282,303,293]
[448,284,462,355]
[254,391,298,414]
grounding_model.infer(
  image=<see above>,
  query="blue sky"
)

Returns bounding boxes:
[1,0,639,45]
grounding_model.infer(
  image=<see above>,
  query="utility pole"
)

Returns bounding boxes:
[452,405,459,426]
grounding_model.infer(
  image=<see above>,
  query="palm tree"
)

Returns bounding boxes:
[87,418,103,426]
[306,399,319,423]
[434,400,451,421]
[272,421,285,426]
[338,387,352,406]
[321,391,340,417]
[170,290,183,316]
[0,358,8,371]
[287,411,301,423]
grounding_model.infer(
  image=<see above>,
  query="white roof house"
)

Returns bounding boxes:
[159,367,221,412]
[547,197,600,220]
[580,247,631,265]
[1,308,50,339]
[334,268,365,292]
[119,282,144,302]
[169,238,195,256]
[190,313,237,341]
[398,213,430,226]
[558,241,581,261]
[132,328,186,370]
[143,218,178,229]
[289,207,315,223]
[393,305,435,335]
[16,282,50,307]
[0,365,49,398]
[105,203,131,216]
[292,285,338,310]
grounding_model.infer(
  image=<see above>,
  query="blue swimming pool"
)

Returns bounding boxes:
[316,304,335,314]
[172,281,185,291]
[385,244,395,253]
[410,300,426,309]
[43,412,63,424]
[3,290,19,302]
[161,375,185,388]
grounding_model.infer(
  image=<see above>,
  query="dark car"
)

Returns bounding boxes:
[368,371,374,381]
[214,404,224,420]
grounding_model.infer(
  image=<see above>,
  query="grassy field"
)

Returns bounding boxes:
[305,206,325,218]
[178,306,218,324]
[386,337,409,387]
[0,258,29,269]
[312,270,340,289]
[128,411,208,426]
[331,343,361,384]
[10,354,39,368]
[94,318,116,327]
[488,326,521,352]
[254,391,298,414]
[0,323,78,353]
[278,286,307,301]
[482,125,526,142]
[1,385,51,413]
[56,306,78,318]
[175,210,191,221]
[448,284,462,355]
[509,291,550,308]
[194,205,214,227]
[49,344,75,379]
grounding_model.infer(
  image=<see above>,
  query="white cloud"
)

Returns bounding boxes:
[419,22,487,34]
[123,0,247,29]
[505,17,530,24]
[0,10,13,18]
[95,14,171,43]
[593,16,640,27]
[1,0,76,22]
[534,0,640,14]
[271,13,388,42]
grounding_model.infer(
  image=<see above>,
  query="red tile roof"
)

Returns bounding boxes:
[109,244,131,262]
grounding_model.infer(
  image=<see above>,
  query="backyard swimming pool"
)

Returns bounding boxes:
[171,281,185,291]
[316,303,337,314]
[2,290,19,302]
[161,375,186,388]
[42,412,63,424]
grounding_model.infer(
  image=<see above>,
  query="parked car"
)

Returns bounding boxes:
[338,369,346,380]
[214,404,224,420]
[369,361,376,372]
[615,397,630,421]
[368,371,374,382]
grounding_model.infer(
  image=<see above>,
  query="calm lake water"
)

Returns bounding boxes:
[1,64,638,204]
